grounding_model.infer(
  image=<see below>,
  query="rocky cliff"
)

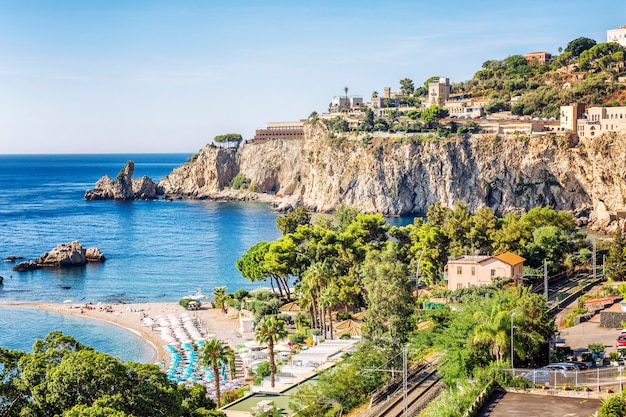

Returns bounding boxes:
[157,122,626,229]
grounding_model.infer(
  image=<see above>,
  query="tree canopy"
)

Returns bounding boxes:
[0,331,224,417]
[213,133,243,148]
[565,36,597,58]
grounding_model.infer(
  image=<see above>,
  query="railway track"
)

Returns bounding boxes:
[376,371,442,417]
[359,362,443,417]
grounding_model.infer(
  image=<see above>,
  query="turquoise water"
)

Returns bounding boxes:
[0,305,156,362]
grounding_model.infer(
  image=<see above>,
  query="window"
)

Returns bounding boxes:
[457,283,462,289]
[457,266,462,275]
[491,269,496,276]
[471,266,476,276]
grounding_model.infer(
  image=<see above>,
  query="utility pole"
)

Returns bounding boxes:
[592,239,597,280]
[415,248,425,299]
[543,259,548,300]
[403,346,408,417]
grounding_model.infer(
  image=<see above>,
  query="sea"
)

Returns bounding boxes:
[0,153,283,360]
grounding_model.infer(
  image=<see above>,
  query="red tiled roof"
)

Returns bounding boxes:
[492,251,525,266]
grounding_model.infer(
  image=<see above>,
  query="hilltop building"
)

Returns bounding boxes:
[329,96,363,113]
[428,77,450,106]
[524,51,552,63]
[253,121,305,141]
[607,25,626,48]
[560,104,626,139]
[445,251,525,291]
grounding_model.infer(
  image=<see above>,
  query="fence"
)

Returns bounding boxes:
[506,367,626,391]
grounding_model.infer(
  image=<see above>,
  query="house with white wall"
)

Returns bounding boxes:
[608,25,626,48]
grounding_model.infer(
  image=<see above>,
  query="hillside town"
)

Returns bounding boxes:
[251,25,626,145]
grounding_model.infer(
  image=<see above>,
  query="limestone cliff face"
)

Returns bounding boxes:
[157,122,626,229]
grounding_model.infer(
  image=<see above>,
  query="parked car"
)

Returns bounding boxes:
[546,363,577,372]
[523,368,566,385]
[565,361,589,370]
[616,334,626,348]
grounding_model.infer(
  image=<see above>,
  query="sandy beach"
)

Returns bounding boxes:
[4,301,251,365]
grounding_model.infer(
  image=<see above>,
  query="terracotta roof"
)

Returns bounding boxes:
[492,251,525,266]
[279,301,300,312]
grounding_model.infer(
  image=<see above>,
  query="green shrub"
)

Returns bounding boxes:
[178,298,200,309]
[221,389,239,405]
[599,394,626,417]
[336,311,352,321]
[289,331,308,345]
[230,173,251,190]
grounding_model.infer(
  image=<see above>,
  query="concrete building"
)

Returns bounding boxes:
[524,51,552,64]
[428,77,450,106]
[445,251,525,291]
[607,25,626,48]
[560,103,626,139]
[559,103,586,132]
[253,121,305,141]
[329,96,363,113]
[445,101,485,119]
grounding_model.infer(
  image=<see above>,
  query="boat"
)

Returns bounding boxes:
[60,285,71,289]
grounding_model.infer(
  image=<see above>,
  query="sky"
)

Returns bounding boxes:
[1,0,625,154]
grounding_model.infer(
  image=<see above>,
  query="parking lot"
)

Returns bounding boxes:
[475,389,601,417]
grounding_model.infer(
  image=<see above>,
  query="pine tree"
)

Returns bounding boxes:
[606,224,626,281]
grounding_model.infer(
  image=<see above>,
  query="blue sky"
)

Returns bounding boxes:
[1,0,625,154]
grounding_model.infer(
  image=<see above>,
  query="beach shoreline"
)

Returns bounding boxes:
[0,301,250,366]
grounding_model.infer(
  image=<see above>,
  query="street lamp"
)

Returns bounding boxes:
[511,311,516,371]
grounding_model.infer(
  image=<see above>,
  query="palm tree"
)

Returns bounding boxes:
[302,261,331,337]
[472,305,510,363]
[213,286,227,313]
[343,86,349,110]
[255,316,288,387]
[200,339,233,406]
[320,281,340,340]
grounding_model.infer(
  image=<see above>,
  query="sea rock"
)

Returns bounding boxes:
[85,160,158,200]
[4,255,24,262]
[132,176,158,200]
[85,247,106,262]
[35,241,105,267]
[13,260,40,272]
[36,241,87,267]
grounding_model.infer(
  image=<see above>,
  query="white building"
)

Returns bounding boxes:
[329,96,363,113]
[428,77,450,106]
[560,103,626,139]
[607,25,626,48]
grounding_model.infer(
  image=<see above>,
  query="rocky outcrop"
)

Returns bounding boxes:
[85,247,106,262]
[85,160,158,200]
[13,260,40,271]
[158,148,238,198]
[155,123,626,231]
[13,241,106,271]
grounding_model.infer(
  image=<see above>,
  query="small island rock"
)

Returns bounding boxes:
[85,247,106,262]
[13,260,40,272]
[85,160,158,201]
